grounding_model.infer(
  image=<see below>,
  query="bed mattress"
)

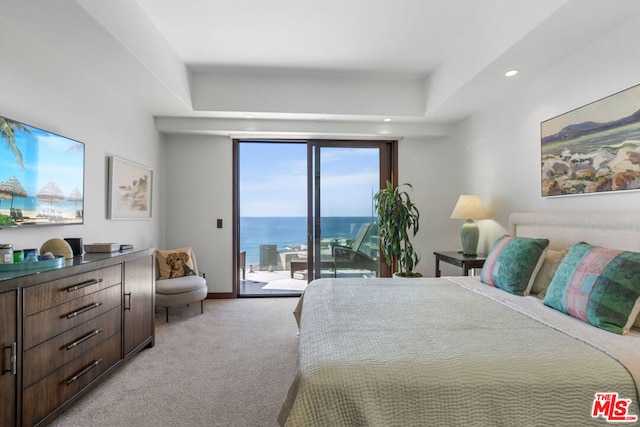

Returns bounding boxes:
[279,277,640,426]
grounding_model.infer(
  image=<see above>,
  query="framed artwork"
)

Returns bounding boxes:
[108,156,153,219]
[541,83,640,197]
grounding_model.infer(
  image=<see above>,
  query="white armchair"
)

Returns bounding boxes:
[155,248,208,322]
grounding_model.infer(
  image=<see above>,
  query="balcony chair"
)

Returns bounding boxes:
[332,245,378,273]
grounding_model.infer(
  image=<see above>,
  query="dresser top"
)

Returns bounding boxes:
[0,248,153,292]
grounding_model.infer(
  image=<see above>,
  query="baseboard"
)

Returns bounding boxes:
[206,292,235,299]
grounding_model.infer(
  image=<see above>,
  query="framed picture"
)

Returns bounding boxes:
[108,156,153,219]
[541,83,640,197]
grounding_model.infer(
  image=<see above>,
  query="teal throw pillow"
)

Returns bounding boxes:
[543,242,640,334]
[480,235,550,296]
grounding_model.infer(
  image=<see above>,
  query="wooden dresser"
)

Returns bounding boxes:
[0,249,154,427]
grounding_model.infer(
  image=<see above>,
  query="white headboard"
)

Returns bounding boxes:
[509,212,640,252]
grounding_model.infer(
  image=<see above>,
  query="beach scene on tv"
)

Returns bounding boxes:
[0,116,84,228]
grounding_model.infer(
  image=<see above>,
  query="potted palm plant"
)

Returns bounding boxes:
[373,181,422,277]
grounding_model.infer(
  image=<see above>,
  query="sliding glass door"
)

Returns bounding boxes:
[308,143,383,280]
[237,141,307,296]
[235,139,395,297]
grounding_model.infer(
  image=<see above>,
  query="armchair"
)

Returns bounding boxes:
[155,247,208,322]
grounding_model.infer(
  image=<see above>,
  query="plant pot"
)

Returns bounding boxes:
[392,272,423,278]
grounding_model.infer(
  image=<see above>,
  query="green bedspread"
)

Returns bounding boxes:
[280,277,639,426]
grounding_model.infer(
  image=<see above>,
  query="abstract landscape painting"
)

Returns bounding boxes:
[541,84,640,197]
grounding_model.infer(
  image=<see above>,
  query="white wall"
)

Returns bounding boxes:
[6,5,638,287]
[450,12,640,254]
[162,133,459,290]
[395,13,640,277]
[398,136,466,277]
[163,10,640,285]
[0,16,162,253]
[163,135,233,293]
[192,71,425,117]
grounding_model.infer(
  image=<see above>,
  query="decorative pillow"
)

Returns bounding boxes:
[480,235,549,296]
[156,247,196,280]
[543,242,640,335]
[530,249,568,299]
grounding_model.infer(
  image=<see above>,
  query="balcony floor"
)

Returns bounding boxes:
[239,267,377,297]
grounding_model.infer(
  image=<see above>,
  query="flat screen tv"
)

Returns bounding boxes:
[0,115,84,229]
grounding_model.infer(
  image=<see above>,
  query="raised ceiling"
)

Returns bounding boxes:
[4,0,640,137]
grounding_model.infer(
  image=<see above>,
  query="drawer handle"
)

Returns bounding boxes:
[4,342,16,375]
[66,359,102,385]
[66,329,103,351]
[66,302,103,319]
[124,292,132,311]
[67,278,103,293]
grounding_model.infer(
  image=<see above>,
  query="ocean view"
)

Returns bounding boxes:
[240,216,375,266]
[0,196,82,218]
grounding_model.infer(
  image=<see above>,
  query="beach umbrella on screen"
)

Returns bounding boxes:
[37,179,65,208]
[68,186,83,217]
[67,187,82,209]
[0,175,28,210]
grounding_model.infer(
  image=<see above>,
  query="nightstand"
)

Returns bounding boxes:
[434,251,486,277]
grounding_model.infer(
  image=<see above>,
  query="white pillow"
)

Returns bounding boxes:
[530,249,568,299]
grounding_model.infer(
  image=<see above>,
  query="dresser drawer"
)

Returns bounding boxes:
[22,307,121,388]
[23,284,122,350]
[22,332,121,427]
[23,264,122,316]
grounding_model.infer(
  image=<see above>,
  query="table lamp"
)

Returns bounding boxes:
[450,195,489,256]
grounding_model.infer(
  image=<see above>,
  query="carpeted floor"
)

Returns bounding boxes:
[48,297,300,427]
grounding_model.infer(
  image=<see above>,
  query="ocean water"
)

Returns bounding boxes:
[240,216,375,266]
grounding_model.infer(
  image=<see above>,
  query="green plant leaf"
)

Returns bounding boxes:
[374,181,420,276]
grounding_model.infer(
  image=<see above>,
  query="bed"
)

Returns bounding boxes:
[279,212,640,426]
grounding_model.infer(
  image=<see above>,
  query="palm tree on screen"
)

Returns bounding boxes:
[0,117,29,168]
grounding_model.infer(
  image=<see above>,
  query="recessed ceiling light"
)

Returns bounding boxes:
[383,118,392,122]
[504,69,519,77]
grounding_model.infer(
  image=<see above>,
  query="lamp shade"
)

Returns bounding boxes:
[450,195,489,256]
[450,195,489,220]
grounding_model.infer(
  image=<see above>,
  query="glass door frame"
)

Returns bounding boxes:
[306,139,397,282]
[232,138,397,297]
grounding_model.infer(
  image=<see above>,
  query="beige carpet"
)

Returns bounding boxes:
[49,297,300,427]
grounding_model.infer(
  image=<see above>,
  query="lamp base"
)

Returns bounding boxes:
[460,219,479,256]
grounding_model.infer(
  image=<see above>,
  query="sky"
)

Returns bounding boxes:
[239,142,379,217]
[0,121,84,198]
